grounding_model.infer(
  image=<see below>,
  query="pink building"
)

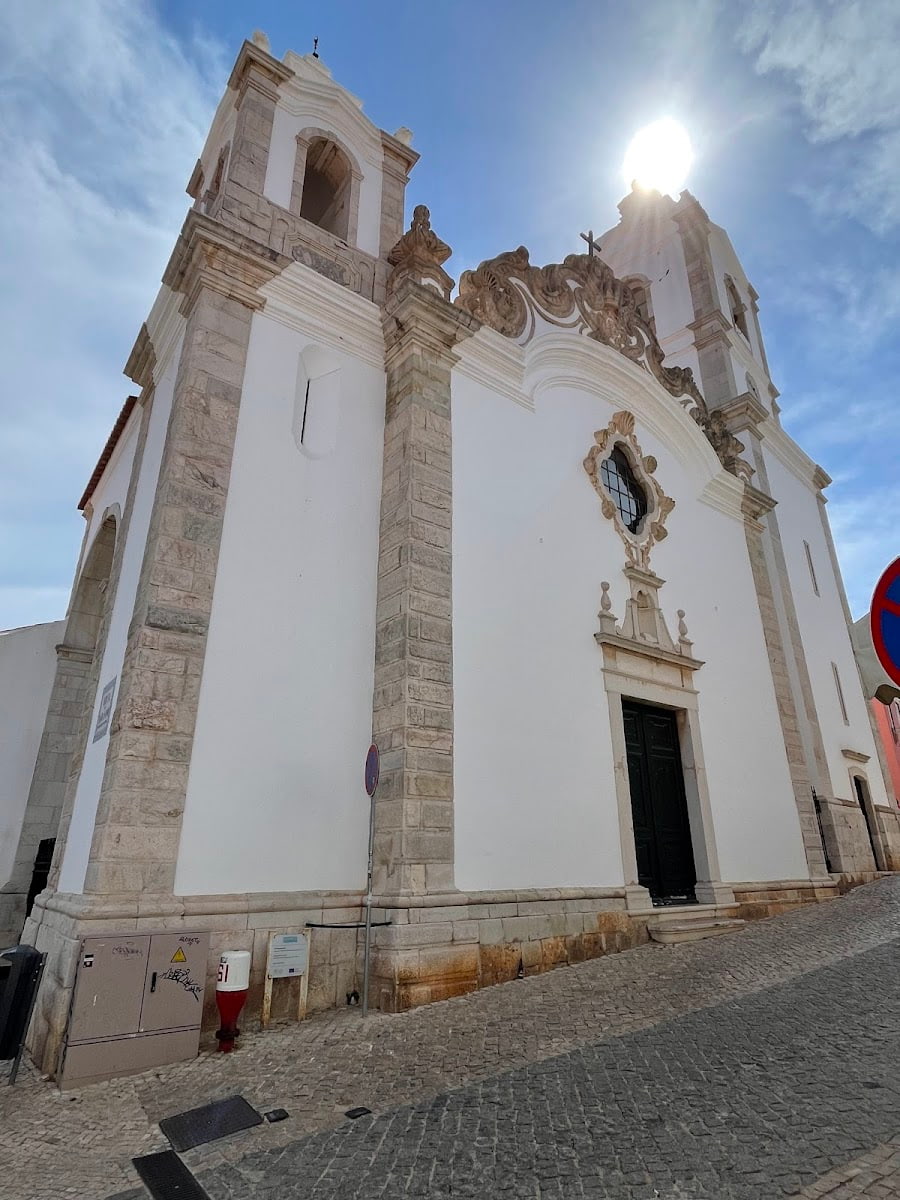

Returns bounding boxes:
[872,699,900,803]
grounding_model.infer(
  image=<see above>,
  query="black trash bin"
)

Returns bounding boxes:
[0,945,44,1061]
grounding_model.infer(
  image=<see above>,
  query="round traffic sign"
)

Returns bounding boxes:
[364,743,380,797]
[871,557,900,689]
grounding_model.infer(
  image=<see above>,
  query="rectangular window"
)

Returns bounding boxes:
[803,540,820,596]
[890,701,899,744]
[832,662,849,725]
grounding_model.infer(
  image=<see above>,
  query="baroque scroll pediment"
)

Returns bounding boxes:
[455,246,754,483]
[456,247,705,416]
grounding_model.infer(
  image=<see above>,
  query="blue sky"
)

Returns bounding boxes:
[1,0,897,627]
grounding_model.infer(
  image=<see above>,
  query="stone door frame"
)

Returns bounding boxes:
[597,635,733,912]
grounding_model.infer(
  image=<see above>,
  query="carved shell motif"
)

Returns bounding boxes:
[583,411,676,571]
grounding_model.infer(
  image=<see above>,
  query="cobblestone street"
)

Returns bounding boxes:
[3,878,900,1199]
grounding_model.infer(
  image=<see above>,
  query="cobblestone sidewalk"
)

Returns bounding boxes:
[1,878,899,1199]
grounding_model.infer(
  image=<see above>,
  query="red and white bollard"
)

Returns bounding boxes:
[215,950,251,1053]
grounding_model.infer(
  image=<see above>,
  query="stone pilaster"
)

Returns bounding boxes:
[671,194,738,408]
[741,486,830,877]
[224,40,292,198]
[80,214,286,897]
[379,131,419,259]
[372,280,477,899]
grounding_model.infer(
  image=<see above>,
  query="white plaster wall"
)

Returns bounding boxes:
[265,103,383,257]
[175,312,385,895]
[0,621,65,887]
[452,341,808,891]
[57,340,181,893]
[763,445,888,806]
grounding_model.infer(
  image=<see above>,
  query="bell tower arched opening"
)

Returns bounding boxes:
[298,136,353,239]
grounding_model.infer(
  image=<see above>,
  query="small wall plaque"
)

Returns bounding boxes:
[92,677,117,743]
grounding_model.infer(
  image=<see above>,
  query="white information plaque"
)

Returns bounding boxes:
[267,932,309,979]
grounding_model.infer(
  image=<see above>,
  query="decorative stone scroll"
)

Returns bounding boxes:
[583,410,675,571]
[387,205,454,300]
[456,247,704,416]
[704,410,754,483]
[455,245,755,482]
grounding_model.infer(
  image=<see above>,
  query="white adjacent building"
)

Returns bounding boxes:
[9,35,897,1077]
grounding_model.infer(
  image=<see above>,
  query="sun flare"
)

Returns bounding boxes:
[622,119,693,198]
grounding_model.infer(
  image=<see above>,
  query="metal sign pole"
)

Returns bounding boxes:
[361,743,380,1018]
[361,787,376,1017]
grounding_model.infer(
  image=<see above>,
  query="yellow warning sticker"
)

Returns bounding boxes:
[170,947,187,963]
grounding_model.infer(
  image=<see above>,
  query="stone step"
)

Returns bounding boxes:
[648,917,746,945]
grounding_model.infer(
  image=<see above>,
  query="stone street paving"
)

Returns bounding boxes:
[2,879,899,1199]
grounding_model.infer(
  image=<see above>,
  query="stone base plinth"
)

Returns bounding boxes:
[875,805,900,870]
[817,796,890,875]
[22,888,369,1077]
[22,871,888,1080]
[368,890,650,1013]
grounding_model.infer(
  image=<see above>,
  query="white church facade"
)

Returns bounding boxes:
[6,36,899,1076]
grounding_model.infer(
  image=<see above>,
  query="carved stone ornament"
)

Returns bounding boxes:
[704,410,754,483]
[387,205,454,300]
[455,245,755,481]
[583,410,675,570]
[456,247,705,415]
[595,570,702,669]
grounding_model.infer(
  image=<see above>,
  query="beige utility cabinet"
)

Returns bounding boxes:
[59,931,209,1087]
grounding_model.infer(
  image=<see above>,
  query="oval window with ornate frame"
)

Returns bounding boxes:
[583,411,675,571]
[599,446,648,534]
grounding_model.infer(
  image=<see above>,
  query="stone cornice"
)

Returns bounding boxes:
[686,310,732,348]
[595,631,704,673]
[812,465,832,492]
[717,391,769,433]
[56,644,94,664]
[227,39,292,101]
[742,483,778,525]
[124,323,156,391]
[162,210,288,316]
[383,276,480,367]
[841,747,871,764]
[258,260,384,370]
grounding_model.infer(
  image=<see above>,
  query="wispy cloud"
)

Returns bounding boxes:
[0,1,225,629]
[737,0,900,234]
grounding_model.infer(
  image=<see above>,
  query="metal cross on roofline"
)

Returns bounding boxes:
[580,229,602,257]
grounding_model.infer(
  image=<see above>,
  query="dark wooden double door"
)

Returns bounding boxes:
[623,700,697,905]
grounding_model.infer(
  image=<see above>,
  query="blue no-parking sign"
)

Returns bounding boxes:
[871,557,900,689]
